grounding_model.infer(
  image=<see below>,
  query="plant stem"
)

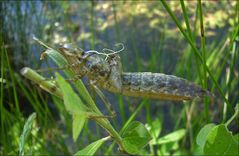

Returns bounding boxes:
[198,0,207,89]
[198,0,210,121]
[225,104,239,126]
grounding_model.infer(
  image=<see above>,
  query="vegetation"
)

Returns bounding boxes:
[1,1,238,155]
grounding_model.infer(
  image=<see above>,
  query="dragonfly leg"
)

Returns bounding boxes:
[90,83,116,118]
[35,62,81,73]
[65,74,84,82]
[37,73,84,84]
[88,114,115,119]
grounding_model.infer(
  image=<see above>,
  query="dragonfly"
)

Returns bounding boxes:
[54,43,213,101]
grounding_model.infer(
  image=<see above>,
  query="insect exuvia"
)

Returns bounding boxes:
[56,44,213,101]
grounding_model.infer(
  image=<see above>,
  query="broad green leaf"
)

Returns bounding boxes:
[19,113,37,156]
[151,129,186,145]
[194,146,204,156]
[122,121,152,138]
[72,114,86,142]
[122,137,149,155]
[121,121,152,155]
[204,124,238,155]
[196,123,216,147]
[233,134,239,145]
[74,136,110,156]
[159,141,179,155]
[145,118,162,139]
[55,73,89,114]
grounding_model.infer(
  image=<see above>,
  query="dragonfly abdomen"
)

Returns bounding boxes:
[105,72,211,101]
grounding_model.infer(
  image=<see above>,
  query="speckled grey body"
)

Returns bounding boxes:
[58,46,212,101]
[104,72,210,100]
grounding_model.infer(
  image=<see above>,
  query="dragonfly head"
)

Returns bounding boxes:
[58,44,109,79]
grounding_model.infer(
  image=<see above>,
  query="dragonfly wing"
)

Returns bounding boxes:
[108,55,123,92]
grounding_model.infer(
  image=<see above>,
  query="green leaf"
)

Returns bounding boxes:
[43,49,68,68]
[72,114,86,142]
[194,146,204,156]
[151,129,186,145]
[159,141,179,155]
[196,123,216,147]
[74,136,110,156]
[56,73,98,142]
[145,118,162,139]
[233,134,239,145]
[121,121,152,155]
[55,73,89,114]
[204,124,238,155]
[19,113,37,156]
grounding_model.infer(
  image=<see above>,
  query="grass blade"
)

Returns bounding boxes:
[161,0,233,110]
[19,113,37,156]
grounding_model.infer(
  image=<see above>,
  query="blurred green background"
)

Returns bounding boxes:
[0,1,238,155]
